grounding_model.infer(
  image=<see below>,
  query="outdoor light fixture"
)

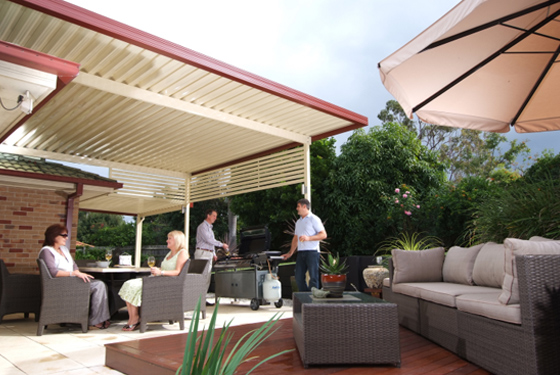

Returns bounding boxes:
[20,90,34,114]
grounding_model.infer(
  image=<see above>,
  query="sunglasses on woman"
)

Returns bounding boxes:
[59,234,69,238]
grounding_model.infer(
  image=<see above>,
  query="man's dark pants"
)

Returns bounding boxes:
[295,250,320,292]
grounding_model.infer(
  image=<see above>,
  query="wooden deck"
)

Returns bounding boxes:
[105,319,490,374]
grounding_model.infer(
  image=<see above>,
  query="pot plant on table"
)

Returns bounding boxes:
[319,252,348,298]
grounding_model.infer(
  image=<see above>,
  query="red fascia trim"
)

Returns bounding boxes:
[0,169,123,189]
[9,0,368,130]
[0,40,80,83]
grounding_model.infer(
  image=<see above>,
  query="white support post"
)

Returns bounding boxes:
[303,143,312,205]
[185,173,191,255]
[135,215,145,268]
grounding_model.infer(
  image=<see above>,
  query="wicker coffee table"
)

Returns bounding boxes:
[292,292,401,368]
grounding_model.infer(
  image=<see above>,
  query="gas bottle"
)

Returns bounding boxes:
[263,273,281,303]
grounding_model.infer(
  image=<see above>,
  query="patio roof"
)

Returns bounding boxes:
[0,0,367,216]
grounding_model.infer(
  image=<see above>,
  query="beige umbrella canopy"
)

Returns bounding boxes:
[379,0,560,133]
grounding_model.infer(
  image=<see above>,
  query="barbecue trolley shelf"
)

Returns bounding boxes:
[213,225,283,310]
[214,265,283,310]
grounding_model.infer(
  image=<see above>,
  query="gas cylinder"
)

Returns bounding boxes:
[263,273,282,303]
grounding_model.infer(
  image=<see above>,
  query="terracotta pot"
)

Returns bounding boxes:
[321,274,346,298]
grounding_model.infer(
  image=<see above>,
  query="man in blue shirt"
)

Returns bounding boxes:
[281,198,327,292]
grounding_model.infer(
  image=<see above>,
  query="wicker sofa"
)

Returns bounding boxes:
[382,237,560,375]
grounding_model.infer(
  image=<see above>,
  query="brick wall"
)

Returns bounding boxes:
[0,185,79,274]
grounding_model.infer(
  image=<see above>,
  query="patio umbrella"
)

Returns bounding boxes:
[379,0,560,133]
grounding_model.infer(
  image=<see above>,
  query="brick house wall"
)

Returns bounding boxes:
[0,185,79,274]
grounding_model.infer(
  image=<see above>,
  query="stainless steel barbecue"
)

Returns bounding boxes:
[214,225,284,310]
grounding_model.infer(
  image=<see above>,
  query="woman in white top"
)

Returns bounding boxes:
[118,230,189,331]
[38,224,111,329]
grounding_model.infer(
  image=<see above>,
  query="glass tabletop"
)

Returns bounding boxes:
[293,291,390,305]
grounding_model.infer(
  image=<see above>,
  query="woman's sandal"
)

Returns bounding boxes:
[122,322,140,331]
[91,320,111,330]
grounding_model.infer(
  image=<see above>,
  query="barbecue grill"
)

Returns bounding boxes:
[213,225,284,310]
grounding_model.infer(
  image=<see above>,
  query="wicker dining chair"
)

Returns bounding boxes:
[0,259,41,324]
[36,259,90,336]
[139,259,209,333]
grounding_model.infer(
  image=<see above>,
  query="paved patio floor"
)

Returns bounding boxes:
[0,296,293,375]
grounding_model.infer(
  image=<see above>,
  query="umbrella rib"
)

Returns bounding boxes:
[422,0,560,52]
[413,7,560,114]
[511,45,560,127]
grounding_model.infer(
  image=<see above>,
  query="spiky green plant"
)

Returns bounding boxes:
[177,298,293,375]
[376,232,443,254]
[320,252,348,275]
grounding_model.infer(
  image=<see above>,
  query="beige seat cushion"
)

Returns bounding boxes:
[472,242,505,288]
[499,238,560,305]
[442,244,484,285]
[456,292,521,324]
[418,283,498,308]
[391,247,445,284]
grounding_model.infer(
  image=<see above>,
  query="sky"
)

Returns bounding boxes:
[63,0,558,166]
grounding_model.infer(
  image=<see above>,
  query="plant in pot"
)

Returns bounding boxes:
[320,252,348,298]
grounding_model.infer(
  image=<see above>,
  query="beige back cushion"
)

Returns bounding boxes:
[529,236,554,242]
[472,242,506,288]
[442,244,484,285]
[391,247,445,284]
[499,238,560,305]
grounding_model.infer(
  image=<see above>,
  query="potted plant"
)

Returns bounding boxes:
[320,252,348,298]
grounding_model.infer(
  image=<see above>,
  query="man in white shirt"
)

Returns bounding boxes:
[196,209,228,305]
[281,199,327,291]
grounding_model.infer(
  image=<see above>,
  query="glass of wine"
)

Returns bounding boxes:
[105,249,113,262]
[147,256,156,268]
[376,256,383,265]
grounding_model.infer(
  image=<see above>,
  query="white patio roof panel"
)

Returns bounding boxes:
[1,0,367,215]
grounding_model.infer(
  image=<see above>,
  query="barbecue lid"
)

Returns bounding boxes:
[238,225,271,255]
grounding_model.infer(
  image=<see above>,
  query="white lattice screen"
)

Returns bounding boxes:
[189,147,305,202]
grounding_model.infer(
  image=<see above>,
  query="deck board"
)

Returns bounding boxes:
[105,319,490,374]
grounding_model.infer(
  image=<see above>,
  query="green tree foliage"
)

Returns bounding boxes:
[324,123,446,255]
[420,177,503,247]
[473,175,560,242]
[230,139,336,251]
[77,212,125,244]
[524,150,560,182]
[439,130,530,182]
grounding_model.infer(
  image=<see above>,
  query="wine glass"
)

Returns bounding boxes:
[147,256,156,268]
[105,249,113,262]
[376,256,383,265]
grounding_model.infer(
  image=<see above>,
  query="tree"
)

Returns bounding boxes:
[378,100,454,152]
[439,130,530,182]
[77,212,125,244]
[324,123,446,255]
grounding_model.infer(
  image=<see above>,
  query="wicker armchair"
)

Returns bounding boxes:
[0,259,41,323]
[36,259,90,336]
[182,259,210,319]
[139,259,209,333]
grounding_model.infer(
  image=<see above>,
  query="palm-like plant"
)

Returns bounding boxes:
[375,232,442,268]
[177,298,293,375]
[320,252,348,275]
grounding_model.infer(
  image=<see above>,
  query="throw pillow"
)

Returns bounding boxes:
[391,247,445,284]
[442,243,484,285]
[499,238,560,305]
[472,242,506,288]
